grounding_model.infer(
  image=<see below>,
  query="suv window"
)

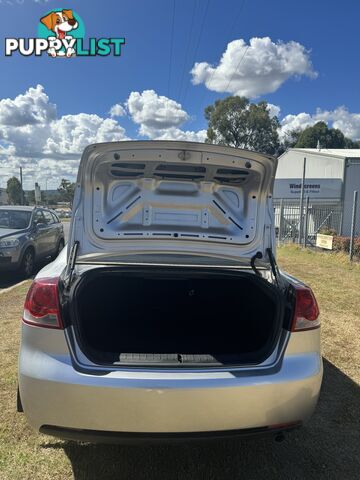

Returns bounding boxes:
[33,210,45,225]
[0,210,32,229]
[43,210,55,225]
[51,212,60,224]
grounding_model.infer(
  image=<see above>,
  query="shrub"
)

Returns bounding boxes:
[319,227,337,236]
[354,237,360,257]
[332,236,360,257]
[333,236,350,252]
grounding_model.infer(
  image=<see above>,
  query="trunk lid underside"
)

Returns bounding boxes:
[69,141,277,262]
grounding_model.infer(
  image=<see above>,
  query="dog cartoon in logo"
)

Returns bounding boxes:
[40,9,78,57]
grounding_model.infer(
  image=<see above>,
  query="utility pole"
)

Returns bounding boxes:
[19,166,24,205]
[298,157,307,244]
[349,190,358,262]
[304,196,310,247]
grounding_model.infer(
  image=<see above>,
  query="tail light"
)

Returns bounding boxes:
[291,285,320,331]
[22,277,63,329]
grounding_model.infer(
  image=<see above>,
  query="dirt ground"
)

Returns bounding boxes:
[0,246,359,479]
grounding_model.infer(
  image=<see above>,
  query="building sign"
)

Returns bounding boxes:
[273,178,343,199]
[316,234,334,250]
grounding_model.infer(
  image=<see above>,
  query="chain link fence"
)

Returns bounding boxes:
[274,200,343,245]
[274,193,359,261]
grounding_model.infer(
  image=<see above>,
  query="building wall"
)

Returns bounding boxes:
[276,150,345,179]
[342,162,360,236]
[274,149,360,237]
[274,150,344,201]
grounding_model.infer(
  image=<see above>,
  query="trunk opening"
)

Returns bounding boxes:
[67,267,285,367]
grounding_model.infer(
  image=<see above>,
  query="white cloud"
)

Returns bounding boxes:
[152,127,207,142]
[45,114,128,155]
[0,85,129,188]
[109,103,126,117]
[126,90,189,134]
[191,37,317,98]
[124,89,206,141]
[0,86,128,163]
[280,106,360,140]
[0,84,56,126]
[267,103,281,118]
[317,106,360,140]
[280,112,316,138]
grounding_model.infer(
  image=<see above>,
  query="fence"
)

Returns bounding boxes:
[274,199,343,245]
[274,192,359,260]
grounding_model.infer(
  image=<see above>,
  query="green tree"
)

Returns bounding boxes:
[57,179,75,205]
[6,176,23,205]
[295,121,346,148]
[204,96,280,155]
[278,129,303,155]
[344,137,360,148]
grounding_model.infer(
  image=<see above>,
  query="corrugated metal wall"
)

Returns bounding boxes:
[342,162,360,236]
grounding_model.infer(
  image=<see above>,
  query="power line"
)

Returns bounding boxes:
[167,0,176,97]
[228,0,247,41]
[223,43,249,94]
[181,0,211,106]
[198,0,248,112]
[178,0,198,101]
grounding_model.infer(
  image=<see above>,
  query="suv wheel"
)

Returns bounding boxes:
[21,248,34,277]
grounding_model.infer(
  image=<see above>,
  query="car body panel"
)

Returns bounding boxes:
[19,324,322,433]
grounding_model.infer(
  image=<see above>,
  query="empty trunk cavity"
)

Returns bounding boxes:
[69,268,284,366]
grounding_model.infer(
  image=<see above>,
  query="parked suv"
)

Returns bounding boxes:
[18,141,322,442]
[0,206,65,276]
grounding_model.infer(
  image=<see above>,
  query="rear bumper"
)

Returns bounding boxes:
[19,327,323,439]
[39,422,302,444]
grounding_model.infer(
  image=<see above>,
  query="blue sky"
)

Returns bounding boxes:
[0,0,360,188]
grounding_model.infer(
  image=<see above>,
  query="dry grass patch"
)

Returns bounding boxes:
[0,282,72,480]
[277,245,360,383]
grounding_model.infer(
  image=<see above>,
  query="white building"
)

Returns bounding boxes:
[274,148,360,236]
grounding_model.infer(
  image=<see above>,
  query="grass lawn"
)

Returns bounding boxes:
[277,245,360,383]
[0,246,359,480]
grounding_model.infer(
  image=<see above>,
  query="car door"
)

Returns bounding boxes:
[50,211,64,247]
[41,210,58,255]
[31,209,48,258]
